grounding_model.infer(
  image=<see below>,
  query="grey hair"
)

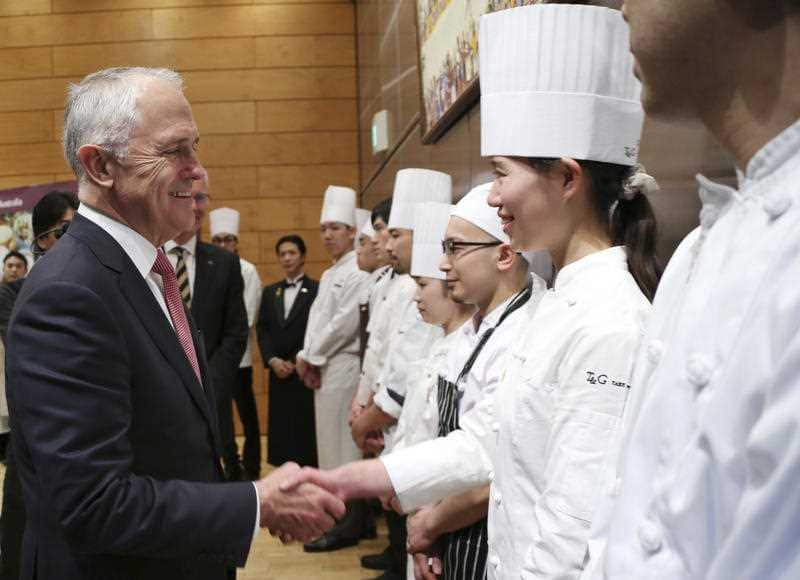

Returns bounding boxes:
[63,67,184,183]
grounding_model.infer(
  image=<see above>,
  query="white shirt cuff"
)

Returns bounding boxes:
[251,482,260,543]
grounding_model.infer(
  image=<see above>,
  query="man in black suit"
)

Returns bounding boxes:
[257,234,319,468]
[165,176,248,481]
[5,66,343,580]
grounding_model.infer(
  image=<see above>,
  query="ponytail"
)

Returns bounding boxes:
[526,157,662,301]
[582,160,662,301]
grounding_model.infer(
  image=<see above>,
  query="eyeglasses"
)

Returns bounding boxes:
[212,234,237,243]
[441,239,502,256]
[36,221,70,242]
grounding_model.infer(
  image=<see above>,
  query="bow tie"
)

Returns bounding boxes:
[282,279,302,289]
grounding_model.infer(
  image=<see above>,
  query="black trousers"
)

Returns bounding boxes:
[232,366,261,477]
[0,436,25,580]
[386,510,407,576]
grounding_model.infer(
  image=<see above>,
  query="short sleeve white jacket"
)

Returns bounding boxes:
[382,248,650,580]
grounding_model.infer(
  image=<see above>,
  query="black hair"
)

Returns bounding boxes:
[371,197,392,225]
[3,250,27,267]
[528,158,662,301]
[32,191,79,239]
[275,234,307,256]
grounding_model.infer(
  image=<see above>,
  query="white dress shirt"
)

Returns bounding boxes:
[281,273,305,319]
[163,235,197,293]
[77,205,261,543]
[381,247,651,580]
[585,119,800,580]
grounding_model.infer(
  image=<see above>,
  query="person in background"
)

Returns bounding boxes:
[585,2,800,579]
[209,207,263,481]
[0,190,78,580]
[352,169,452,579]
[295,186,370,552]
[165,177,249,482]
[257,234,319,468]
[1,252,27,285]
[355,208,391,366]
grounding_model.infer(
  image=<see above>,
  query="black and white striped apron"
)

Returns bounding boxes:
[436,285,532,580]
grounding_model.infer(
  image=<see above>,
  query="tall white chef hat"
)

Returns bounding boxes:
[209,207,240,238]
[449,182,508,243]
[411,202,452,280]
[354,208,371,248]
[320,185,357,226]
[360,215,376,238]
[387,168,452,230]
[479,4,644,166]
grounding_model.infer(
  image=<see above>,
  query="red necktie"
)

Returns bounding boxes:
[152,249,202,384]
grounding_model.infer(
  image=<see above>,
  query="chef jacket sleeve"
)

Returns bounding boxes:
[521,324,640,580]
[302,269,366,367]
[373,315,437,419]
[381,375,497,513]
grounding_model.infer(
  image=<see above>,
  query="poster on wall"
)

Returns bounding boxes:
[0,181,78,268]
[415,0,537,144]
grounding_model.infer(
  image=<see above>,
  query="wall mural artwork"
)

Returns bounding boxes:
[415,0,537,143]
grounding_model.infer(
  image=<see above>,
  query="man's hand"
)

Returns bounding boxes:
[302,365,321,390]
[269,358,295,379]
[348,396,365,426]
[407,504,440,553]
[295,356,308,379]
[255,463,346,543]
[412,551,442,580]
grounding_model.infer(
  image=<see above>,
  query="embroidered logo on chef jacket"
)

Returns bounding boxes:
[586,371,630,390]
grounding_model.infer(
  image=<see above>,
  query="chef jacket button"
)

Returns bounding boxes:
[646,339,664,364]
[566,298,577,307]
[488,470,495,482]
[764,193,792,219]
[493,490,502,506]
[491,421,500,432]
[686,353,713,389]
[489,554,501,569]
[638,521,663,554]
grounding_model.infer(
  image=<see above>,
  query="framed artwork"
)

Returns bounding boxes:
[415,0,538,144]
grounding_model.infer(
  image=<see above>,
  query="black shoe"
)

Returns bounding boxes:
[361,546,392,571]
[361,521,377,540]
[302,533,359,553]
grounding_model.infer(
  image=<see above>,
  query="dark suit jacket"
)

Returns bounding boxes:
[6,214,256,580]
[256,276,318,364]
[190,241,248,397]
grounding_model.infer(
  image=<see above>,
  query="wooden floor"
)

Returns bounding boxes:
[0,436,389,580]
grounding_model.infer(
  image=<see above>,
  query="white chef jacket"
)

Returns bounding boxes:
[373,294,443,422]
[391,329,460,452]
[587,119,800,580]
[238,258,262,368]
[356,274,417,405]
[452,287,537,417]
[359,265,392,309]
[382,247,651,580]
[298,250,366,370]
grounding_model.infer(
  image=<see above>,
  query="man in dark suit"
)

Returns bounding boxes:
[165,177,248,481]
[5,66,343,580]
[257,234,319,468]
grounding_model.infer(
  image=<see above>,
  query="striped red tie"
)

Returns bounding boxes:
[152,249,202,384]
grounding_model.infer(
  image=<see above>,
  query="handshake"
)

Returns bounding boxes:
[254,459,393,543]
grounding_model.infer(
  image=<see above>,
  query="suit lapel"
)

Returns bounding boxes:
[191,242,213,311]
[284,277,310,327]
[118,265,216,433]
[275,284,287,327]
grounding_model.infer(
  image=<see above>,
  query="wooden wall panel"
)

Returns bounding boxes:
[0,0,359,437]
